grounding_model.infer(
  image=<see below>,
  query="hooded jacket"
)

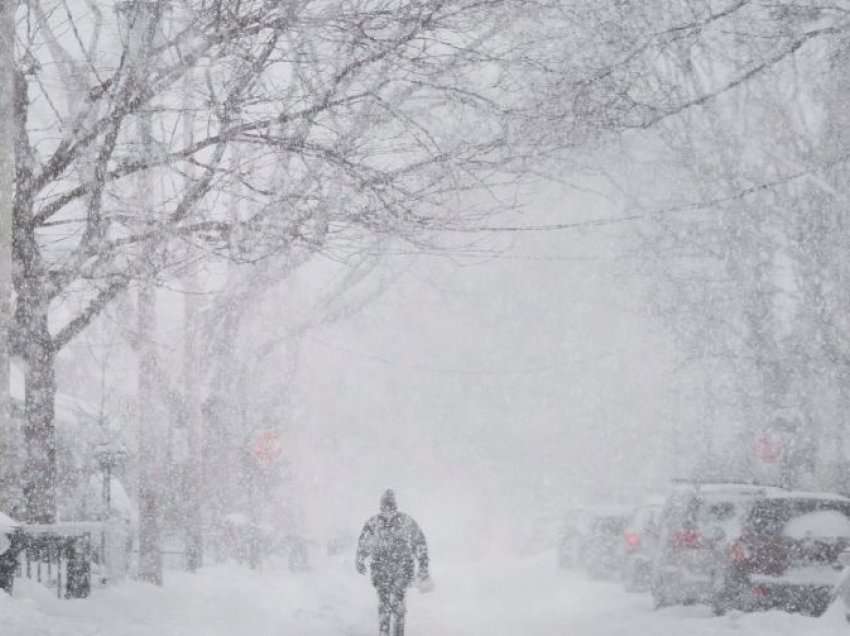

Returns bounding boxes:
[356,510,429,586]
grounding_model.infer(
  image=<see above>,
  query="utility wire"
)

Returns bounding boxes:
[441,165,829,234]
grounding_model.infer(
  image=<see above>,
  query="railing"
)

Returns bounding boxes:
[1,522,103,599]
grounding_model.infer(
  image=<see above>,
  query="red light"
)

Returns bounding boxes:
[671,529,703,549]
[624,532,641,551]
[752,586,768,597]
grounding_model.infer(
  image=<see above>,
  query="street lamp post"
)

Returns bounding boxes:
[95,440,129,513]
[94,439,128,578]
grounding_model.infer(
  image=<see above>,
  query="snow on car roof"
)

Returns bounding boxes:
[671,482,850,503]
[673,480,784,493]
[701,484,784,495]
[761,490,850,502]
[669,482,790,502]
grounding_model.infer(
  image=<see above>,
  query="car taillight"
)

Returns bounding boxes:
[671,529,703,549]
[624,532,640,551]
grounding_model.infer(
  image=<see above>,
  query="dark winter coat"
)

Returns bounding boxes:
[356,511,429,588]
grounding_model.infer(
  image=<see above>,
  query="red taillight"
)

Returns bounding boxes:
[752,586,768,598]
[624,532,641,551]
[671,529,703,549]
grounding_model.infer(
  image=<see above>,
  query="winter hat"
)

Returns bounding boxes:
[380,489,397,513]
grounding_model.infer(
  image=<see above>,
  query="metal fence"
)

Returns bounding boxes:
[3,522,103,599]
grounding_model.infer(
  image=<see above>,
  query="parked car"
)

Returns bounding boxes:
[651,481,780,609]
[558,506,631,578]
[710,491,850,616]
[622,500,663,592]
[582,508,631,579]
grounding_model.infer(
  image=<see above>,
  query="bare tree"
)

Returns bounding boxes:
[0,0,13,451]
[582,1,850,485]
[9,0,560,525]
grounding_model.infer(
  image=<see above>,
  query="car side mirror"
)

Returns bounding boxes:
[839,548,850,568]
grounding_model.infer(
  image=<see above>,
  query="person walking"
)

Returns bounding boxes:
[356,490,430,636]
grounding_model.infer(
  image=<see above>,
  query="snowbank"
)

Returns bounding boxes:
[4,559,373,636]
[1,551,849,635]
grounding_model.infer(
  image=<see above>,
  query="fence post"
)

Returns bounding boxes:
[65,536,91,599]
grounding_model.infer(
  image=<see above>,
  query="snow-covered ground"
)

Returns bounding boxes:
[4,552,850,635]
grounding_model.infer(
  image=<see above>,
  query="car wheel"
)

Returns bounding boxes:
[710,570,736,616]
[710,595,727,616]
[806,595,832,618]
[651,577,672,610]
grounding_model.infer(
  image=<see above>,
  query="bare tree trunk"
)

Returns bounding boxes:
[22,318,56,524]
[14,78,57,523]
[136,112,161,582]
[202,141,245,527]
[179,64,203,571]
[8,49,57,523]
[203,309,240,525]
[135,76,161,585]
[121,0,164,586]
[184,272,203,571]
[0,0,13,456]
[137,278,162,584]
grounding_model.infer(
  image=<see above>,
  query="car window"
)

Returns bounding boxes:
[628,508,649,532]
[700,499,751,541]
[594,517,627,534]
[682,495,702,529]
[748,498,850,538]
[660,491,747,532]
[702,501,736,522]
[783,510,850,540]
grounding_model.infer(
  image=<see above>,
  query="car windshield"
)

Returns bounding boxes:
[594,517,627,534]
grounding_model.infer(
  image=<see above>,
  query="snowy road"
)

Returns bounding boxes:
[4,552,850,635]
